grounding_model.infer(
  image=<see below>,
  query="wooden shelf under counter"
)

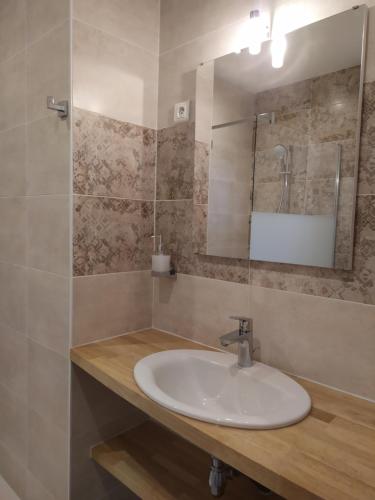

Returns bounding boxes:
[71,329,375,500]
[91,419,280,499]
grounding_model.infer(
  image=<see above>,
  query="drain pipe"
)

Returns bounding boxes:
[209,457,233,497]
[208,456,272,497]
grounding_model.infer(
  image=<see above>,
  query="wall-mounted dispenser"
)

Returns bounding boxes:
[151,235,176,279]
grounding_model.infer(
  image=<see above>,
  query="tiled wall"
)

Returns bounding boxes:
[70,1,160,499]
[0,0,71,498]
[72,0,160,346]
[154,0,375,401]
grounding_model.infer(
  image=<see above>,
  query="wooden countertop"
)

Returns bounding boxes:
[71,329,375,500]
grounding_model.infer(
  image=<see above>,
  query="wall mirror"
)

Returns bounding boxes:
[193,5,367,270]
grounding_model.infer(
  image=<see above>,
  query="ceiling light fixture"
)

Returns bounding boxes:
[234,9,287,68]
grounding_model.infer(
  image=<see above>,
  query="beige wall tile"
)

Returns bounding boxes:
[70,430,126,500]
[0,441,27,499]
[0,475,20,500]
[71,365,145,438]
[25,472,55,500]
[0,384,28,467]
[0,0,71,497]
[27,21,70,123]
[27,195,70,276]
[27,115,70,195]
[0,126,26,196]
[73,271,153,345]
[160,0,250,53]
[0,52,26,131]
[0,197,27,265]
[73,20,158,129]
[70,366,146,500]
[365,7,375,84]
[249,285,375,400]
[74,0,160,54]
[154,273,375,399]
[0,322,27,401]
[26,0,70,44]
[28,340,70,432]
[0,0,26,62]
[27,269,70,357]
[28,410,69,500]
[153,273,251,347]
[0,263,26,333]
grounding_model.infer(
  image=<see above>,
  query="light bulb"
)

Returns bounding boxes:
[248,10,263,56]
[271,34,287,68]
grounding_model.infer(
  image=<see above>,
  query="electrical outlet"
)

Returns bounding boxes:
[174,101,190,122]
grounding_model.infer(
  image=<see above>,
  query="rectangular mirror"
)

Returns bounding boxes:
[193,5,367,270]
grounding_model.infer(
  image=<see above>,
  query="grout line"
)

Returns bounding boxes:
[284,371,375,404]
[0,193,71,199]
[159,15,248,57]
[73,105,158,132]
[73,269,152,279]
[67,3,74,497]
[73,193,155,202]
[71,325,154,349]
[155,198,193,202]
[0,122,26,136]
[151,270,375,308]
[0,46,26,66]
[73,18,159,57]
[24,113,63,127]
[27,336,69,361]
[27,18,70,49]
[0,260,70,280]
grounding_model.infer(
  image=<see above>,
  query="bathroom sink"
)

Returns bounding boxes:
[134,350,311,429]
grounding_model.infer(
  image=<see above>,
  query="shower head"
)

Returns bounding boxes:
[273,144,288,160]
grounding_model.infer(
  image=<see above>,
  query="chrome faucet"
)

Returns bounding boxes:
[220,316,253,368]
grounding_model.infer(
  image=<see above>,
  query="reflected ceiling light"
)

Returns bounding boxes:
[271,34,287,68]
[248,10,263,55]
[248,9,268,55]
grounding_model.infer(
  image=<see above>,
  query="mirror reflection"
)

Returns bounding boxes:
[194,6,366,269]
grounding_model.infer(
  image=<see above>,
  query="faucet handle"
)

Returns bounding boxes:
[230,316,253,333]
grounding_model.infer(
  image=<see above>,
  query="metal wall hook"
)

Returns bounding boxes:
[47,96,69,119]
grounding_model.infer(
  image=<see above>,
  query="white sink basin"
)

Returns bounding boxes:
[134,349,311,429]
